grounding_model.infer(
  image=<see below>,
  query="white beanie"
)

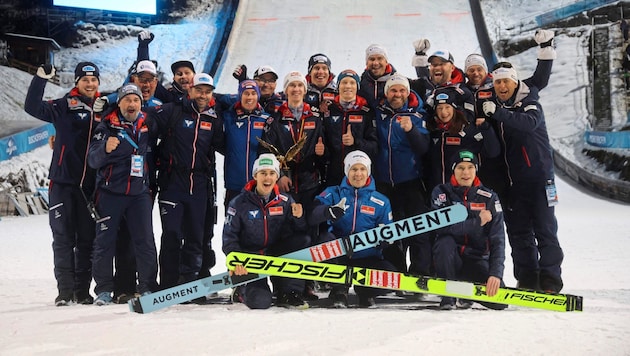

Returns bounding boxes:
[492,66,518,84]
[252,153,280,177]
[365,44,388,61]
[344,150,371,177]
[283,71,307,91]
[464,54,488,73]
[384,74,410,93]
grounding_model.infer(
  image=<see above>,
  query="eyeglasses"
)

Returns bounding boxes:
[492,62,513,71]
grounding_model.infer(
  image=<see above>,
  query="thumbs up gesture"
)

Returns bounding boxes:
[342,124,354,146]
[315,137,325,156]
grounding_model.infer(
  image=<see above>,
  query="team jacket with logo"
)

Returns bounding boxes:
[431,176,505,278]
[310,177,393,259]
[88,110,150,196]
[222,181,307,256]
[24,76,98,189]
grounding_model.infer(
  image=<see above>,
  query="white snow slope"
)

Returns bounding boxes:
[1,1,629,355]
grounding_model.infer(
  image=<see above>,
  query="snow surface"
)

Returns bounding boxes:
[1,0,630,355]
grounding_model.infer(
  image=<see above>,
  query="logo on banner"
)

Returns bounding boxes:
[6,138,17,156]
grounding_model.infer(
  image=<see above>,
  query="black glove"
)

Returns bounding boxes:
[232,64,247,82]
[36,64,55,79]
[325,197,347,222]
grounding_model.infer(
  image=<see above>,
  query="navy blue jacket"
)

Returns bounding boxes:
[24,76,98,189]
[88,110,150,196]
[147,96,224,194]
[492,83,554,184]
[305,74,337,111]
[223,102,270,191]
[373,91,430,185]
[321,95,378,186]
[413,68,476,124]
[222,181,307,255]
[431,176,505,278]
[310,177,393,259]
[260,102,325,193]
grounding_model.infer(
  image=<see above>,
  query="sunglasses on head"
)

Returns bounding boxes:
[492,62,513,71]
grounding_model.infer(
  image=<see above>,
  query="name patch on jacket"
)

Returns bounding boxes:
[269,206,283,216]
[323,92,335,101]
[303,121,316,130]
[446,137,461,145]
[469,202,486,211]
[360,205,375,215]
[200,121,212,130]
[253,121,265,130]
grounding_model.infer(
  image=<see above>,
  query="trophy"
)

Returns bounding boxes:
[256,134,308,183]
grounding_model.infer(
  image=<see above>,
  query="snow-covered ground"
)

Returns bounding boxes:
[1,0,630,355]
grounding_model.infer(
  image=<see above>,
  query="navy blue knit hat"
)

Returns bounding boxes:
[74,62,100,83]
[308,53,331,73]
[451,150,479,172]
[238,79,261,101]
[337,69,360,90]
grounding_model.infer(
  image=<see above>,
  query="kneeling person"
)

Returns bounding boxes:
[223,154,310,309]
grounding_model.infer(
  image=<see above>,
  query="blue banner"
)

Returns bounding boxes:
[584,130,630,149]
[535,0,616,27]
[0,123,56,161]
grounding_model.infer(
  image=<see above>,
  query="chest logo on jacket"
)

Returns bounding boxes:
[236,122,244,129]
[184,120,194,128]
[76,112,89,121]
[248,210,260,219]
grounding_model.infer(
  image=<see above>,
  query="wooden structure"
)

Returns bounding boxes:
[2,33,61,84]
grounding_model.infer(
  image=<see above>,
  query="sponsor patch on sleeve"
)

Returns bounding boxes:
[494,200,503,212]
[524,104,538,112]
[227,207,236,216]
[476,189,492,198]
[370,196,385,206]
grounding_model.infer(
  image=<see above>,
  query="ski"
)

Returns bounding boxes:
[225,252,583,312]
[129,204,467,313]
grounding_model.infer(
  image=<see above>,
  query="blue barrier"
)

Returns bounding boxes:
[584,130,630,148]
[535,0,617,27]
[0,123,55,161]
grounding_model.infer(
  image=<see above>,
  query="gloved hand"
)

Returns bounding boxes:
[483,101,496,117]
[93,96,109,114]
[411,38,430,67]
[325,197,347,222]
[232,64,247,82]
[138,30,155,45]
[36,64,56,80]
[413,38,430,54]
[535,29,557,60]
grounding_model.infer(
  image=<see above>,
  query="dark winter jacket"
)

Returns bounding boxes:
[373,91,430,185]
[491,83,555,184]
[309,177,392,259]
[260,101,325,194]
[413,67,476,124]
[222,181,307,256]
[305,74,337,111]
[147,96,224,194]
[321,95,378,186]
[24,76,98,190]
[223,102,270,191]
[88,110,151,196]
[425,115,500,191]
[431,176,505,278]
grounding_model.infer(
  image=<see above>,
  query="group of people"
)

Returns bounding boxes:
[24,28,564,311]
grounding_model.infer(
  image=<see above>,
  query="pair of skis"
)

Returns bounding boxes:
[129,205,466,313]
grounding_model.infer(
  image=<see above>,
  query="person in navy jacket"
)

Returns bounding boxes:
[222,80,270,208]
[24,61,101,306]
[431,150,506,310]
[304,53,337,113]
[481,63,564,293]
[223,154,310,310]
[321,69,378,187]
[147,73,225,289]
[87,84,158,305]
[373,74,431,276]
[308,151,395,308]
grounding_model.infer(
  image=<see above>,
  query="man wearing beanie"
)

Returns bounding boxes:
[223,153,310,310]
[25,61,102,306]
[373,73,432,279]
[134,29,195,104]
[430,149,507,311]
[305,53,337,113]
[359,44,399,110]
[222,79,271,209]
[308,150,395,308]
[87,83,158,305]
[481,59,564,294]
[147,72,225,290]
[320,69,378,187]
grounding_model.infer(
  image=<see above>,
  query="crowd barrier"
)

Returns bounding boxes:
[0,123,54,161]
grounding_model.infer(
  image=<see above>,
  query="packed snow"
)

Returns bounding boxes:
[1,0,629,355]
